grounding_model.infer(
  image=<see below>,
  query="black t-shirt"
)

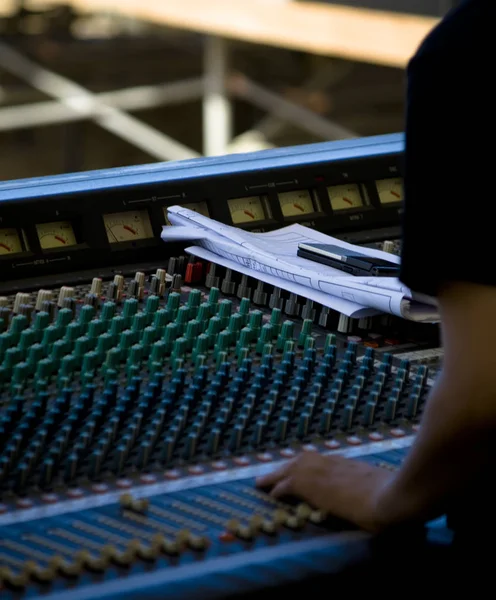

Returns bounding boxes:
[399,0,496,297]
[399,0,496,537]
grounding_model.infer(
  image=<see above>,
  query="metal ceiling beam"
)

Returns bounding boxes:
[0,41,200,161]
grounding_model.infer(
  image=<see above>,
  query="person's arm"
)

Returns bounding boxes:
[373,281,496,529]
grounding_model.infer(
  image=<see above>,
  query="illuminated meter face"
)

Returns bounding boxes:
[278,190,316,217]
[327,184,364,211]
[36,221,77,249]
[0,228,23,255]
[228,196,266,224]
[103,210,153,243]
[376,178,403,204]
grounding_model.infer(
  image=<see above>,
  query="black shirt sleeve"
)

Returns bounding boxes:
[399,0,496,297]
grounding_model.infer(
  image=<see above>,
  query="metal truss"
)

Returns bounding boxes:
[0,34,358,162]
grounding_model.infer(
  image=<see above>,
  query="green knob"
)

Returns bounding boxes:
[4,346,22,368]
[42,324,62,349]
[238,298,250,325]
[82,351,98,374]
[298,319,313,348]
[208,287,219,309]
[216,351,228,370]
[324,333,337,352]
[0,332,13,360]
[163,322,179,352]
[127,344,143,367]
[88,319,105,340]
[196,303,211,329]
[51,339,69,364]
[195,354,206,370]
[101,301,116,321]
[64,322,83,344]
[19,328,35,356]
[132,312,147,333]
[110,316,125,337]
[79,304,95,326]
[74,336,91,362]
[36,357,53,380]
[9,314,28,337]
[270,308,282,336]
[175,306,190,332]
[172,337,188,362]
[236,327,252,353]
[123,298,138,321]
[105,347,121,370]
[304,336,315,350]
[0,318,5,334]
[56,308,73,328]
[218,300,232,328]
[145,295,160,317]
[34,311,50,335]
[237,346,249,367]
[262,343,274,357]
[215,330,231,354]
[150,340,166,364]
[119,330,137,353]
[166,292,181,314]
[187,289,202,315]
[141,326,157,352]
[227,313,244,344]
[27,343,43,372]
[96,332,113,358]
[12,361,28,386]
[256,323,273,354]
[185,319,201,341]
[206,316,222,347]
[59,354,76,378]
[248,310,262,335]
[153,308,171,331]
[192,333,209,360]
[277,320,294,351]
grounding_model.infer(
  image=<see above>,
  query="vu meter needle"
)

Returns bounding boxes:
[54,236,66,245]
[123,226,137,235]
[244,211,255,219]
[0,243,10,252]
[294,204,304,212]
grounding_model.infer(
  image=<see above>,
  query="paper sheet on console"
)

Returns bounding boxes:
[161,206,438,321]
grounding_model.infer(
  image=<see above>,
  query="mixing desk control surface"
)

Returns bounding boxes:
[0,134,448,598]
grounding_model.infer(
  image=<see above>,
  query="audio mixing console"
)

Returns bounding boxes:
[0,133,448,598]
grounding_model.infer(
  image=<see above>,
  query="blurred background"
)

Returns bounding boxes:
[0,0,455,181]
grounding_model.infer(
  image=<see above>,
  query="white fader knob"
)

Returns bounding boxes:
[0,297,8,308]
[13,292,30,314]
[382,240,395,254]
[90,278,103,296]
[35,290,53,311]
[57,286,75,308]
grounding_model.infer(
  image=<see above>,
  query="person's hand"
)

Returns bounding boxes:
[256,451,394,532]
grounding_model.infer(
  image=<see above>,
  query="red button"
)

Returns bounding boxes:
[140,473,157,484]
[116,479,133,489]
[390,428,406,437]
[67,488,85,499]
[302,444,318,452]
[346,436,362,446]
[233,456,250,466]
[219,532,235,542]
[368,432,384,441]
[91,483,109,494]
[324,440,340,450]
[188,465,205,475]
[280,448,296,458]
[164,469,181,480]
[212,461,228,470]
[16,498,33,509]
[257,453,273,462]
[41,493,59,504]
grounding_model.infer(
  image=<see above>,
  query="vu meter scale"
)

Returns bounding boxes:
[0,228,23,255]
[228,196,267,224]
[103,210,154,243]
[376,178,403,204]
[278,190,316,217]
[327,184,364,210]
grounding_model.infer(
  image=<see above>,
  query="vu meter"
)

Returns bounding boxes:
[327,184,364,211]
[104,210,153,243]
[278,190,316,217]
[228,196,267,224]
[376,178,403,204]
[0,228,24,255]
[36,221,77,250]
